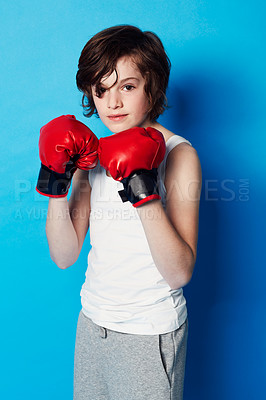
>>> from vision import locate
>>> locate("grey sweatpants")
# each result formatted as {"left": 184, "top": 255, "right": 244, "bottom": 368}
{"left": 73, "top": 310, "right": 188, "bottom": 400}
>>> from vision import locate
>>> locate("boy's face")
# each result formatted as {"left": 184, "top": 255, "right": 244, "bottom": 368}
{"left": 91, "top": 56, "right": 151, "bottom": 133}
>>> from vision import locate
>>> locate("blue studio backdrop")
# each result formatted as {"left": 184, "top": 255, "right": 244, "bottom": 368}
{"left": 1, "top": 1, "right": 265, "bottom": 399}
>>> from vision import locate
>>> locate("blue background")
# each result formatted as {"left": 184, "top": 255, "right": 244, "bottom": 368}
{"left": 1, "top": 1, "right": 265, "bottom": 398}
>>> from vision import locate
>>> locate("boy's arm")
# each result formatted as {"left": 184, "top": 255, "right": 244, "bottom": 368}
{"left": 45, "top": 169, "right": 91, "bottom": 269}
{"left": 137, "top": 143, "right": 202, "bottom": 289}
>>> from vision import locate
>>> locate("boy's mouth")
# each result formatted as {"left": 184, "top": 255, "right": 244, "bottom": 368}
{"left": 107, "top": 114, "right": 128, "bottom": 121}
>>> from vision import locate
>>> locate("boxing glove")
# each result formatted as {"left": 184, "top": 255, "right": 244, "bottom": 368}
{"left": 36, "top": 115, "right": 98, "bottom": 197}
{"left": 98, "top": 127, "right": 166, "bottom": 207}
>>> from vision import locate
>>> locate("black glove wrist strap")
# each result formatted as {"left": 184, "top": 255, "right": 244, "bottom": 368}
{"left": 118, "top": 168, "right": 159, "bottom": 206}
{"left": 36, "top": 162, "right": 76, "bottom": 196}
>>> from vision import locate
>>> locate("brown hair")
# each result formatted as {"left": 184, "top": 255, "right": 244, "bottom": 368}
{"left": 76, "top": 25, "right": 171, "bottom": 122}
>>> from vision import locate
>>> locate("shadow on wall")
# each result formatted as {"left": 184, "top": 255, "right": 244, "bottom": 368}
{"left": 162, "top": 62, "right": 253, "bottom": 399}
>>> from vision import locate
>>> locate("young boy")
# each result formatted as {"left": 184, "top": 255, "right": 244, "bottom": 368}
{"left": 36, "top": 25, "right": 202, "bottom": 400}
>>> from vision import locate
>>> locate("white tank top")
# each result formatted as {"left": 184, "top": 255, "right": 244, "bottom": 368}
{"left": 80, "top": 134, "right": 192, "bottom": 334}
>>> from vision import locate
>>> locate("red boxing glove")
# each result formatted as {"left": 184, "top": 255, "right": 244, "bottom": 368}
{"left": 36, "top": 115, "right": 98, "bottom": 197}
{"left": 98, "top": 127, "right": 166, "bottom": 207}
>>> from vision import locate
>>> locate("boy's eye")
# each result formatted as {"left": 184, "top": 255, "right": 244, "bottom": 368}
{"left": 95, "top": 86, "right": 106, "bottom": 97}
{"left": 123, "top": 85, "right": 135, "bottom": 91}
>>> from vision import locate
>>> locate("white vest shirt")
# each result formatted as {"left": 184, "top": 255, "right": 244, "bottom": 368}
{"left": 80, "top": 134, "right": 192, "bottom": 334}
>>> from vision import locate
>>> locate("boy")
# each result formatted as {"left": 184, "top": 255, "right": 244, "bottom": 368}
{"left": 37, "top": 25, "right": 202, "bottom": 400}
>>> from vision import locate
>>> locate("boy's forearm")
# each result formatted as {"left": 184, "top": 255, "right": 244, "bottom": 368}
{"left": 46, "top": 197, "right": 79, "bottom": 269}
{"left": 137, "top": 200, "right": 195, "bottom": 290}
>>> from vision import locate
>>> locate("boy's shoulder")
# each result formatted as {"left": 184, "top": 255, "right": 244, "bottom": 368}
{"left": 153, "top": 123, "right": 193, "bottom": 150}
{"left": 153, "top": 124, "right": 200, "bottom": 170}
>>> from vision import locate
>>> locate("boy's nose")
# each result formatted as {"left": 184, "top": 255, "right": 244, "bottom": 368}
{"left": 107, "top": 91, "right": 123, "bottom": 109}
